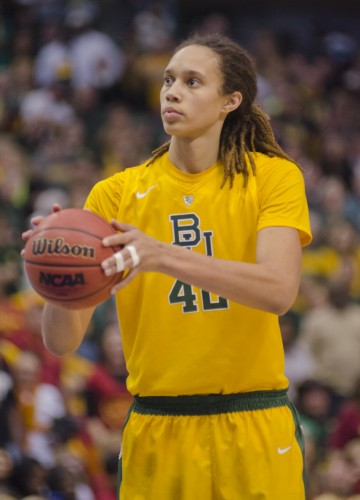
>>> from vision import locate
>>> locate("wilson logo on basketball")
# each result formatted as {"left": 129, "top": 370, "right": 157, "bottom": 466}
{"left": 39, "top": 272, "right": 85, "bottom": 287}
{"left": 32, "top": 238, "right": 96, "bottom": 259}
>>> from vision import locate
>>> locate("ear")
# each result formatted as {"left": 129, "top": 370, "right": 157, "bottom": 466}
{"left": 222, "top": 91, "right": 242, "bottom": 113}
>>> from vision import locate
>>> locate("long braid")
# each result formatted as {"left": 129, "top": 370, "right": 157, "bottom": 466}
{"left": 220, "top": 103, "right": 297, "bottom": 187}
{"left": 147, "top": 141, "right": 170, "bottom": 163}
{"left": 147, "top": 34, "right": 298, "bottom": 187}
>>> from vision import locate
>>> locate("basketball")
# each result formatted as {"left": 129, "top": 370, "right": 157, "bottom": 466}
{"left": 23, "top": 208, "right": 123, "bottom": 309}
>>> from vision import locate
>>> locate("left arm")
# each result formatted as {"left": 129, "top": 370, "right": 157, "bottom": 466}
{"left": 102, "top": 222, "right": 302, "bottom": 315}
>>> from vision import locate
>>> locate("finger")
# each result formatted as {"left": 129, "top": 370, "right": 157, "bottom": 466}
{"left": 102, "top": 252, "right": 124, "bottom": 275}
{"left": 102, "top": 250, "right": 130, "bottom": 275}
{"left": 110, "top": 220, "right": 137, "bottom": 232}
{"left": 22, "top": 229, "right": 33, "bottom": 240}
{"left": 102, "top": 244, "right": 140, "bottom": 276}
{"left": 111, "top": 268, "right": 138, "bottom": 293}
{"left": 114, "top": 251, "right": 125, "bottom": 273}
{"left": 102, "top": 229, "right": 138, "bottom": 248}
{"left": 30, "top": 215, "right": 44, "bottom": 226}
{"left": 102, "top": 234, "right": 124, "bottom": 247}
{"left": 52, "top": 204, "right": 62, "bottom": 212}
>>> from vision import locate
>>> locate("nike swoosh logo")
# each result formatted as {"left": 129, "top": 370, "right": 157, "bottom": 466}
{"left": 277, "top": 446, "right": 291, "bottom": 455}
{"left": 135, "top": 185, "right": 158, "bottom": 199}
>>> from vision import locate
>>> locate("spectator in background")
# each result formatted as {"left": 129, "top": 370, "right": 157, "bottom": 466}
{"left": 6, "top": 290, "right": 62, "bottom": 387}
{"left": 49, "top": 416, "right": 115, "bottom": 500}
{"left": 67, "top": 156, "right": 104, "bottom": 209}
{"left": 296, "top": 274, "right": 330, "bottom": 314}
{"left": 0, "top": 210, "right": 22, "bottom": 297}
{"left": 295, "top": 379, "right": 335, "bottom": 455}
{"left": 345, "top": 438, "right": 360, "bottom": 494}
{"left": 121, "top": 1, "right": 177, "bottom": 114}
{"left": 193, "top": 12, "right": 232, "bottom": 38}
{"left": 95, "top": 104, "right": 154, "bottom": 175}
{"left": 28, "top": 187, "right": 70, "bottom": 221}
{"left": 65, "top": 4, "right": 125, "bottom": 98}
{"left": 304, "top": 176, "right": 360, "bottom": 251}
{"left": 302, "top": 218, "right": 360, "bottom": 302}
{"left": 0, "top": 356, "right": 23, "bottom": 462}
{"left": 8, "top": 455, "right": 48, "bottom": 499}
{"left": 312, "top": 449, "right": 360, "bottom": 499}
{"left": 346, "top": 161, "right": 360, "bottom": 232}
{"left": 329, "top": 379, "right": 360, "bottom": 451}
{"left": 132, "top": 1, "right": 176, "bottom": 54}
{"left": 19, "top": 66, "right": 76, "bottom": 146}
{"left": 319, "top": 132, "right": 353, "bottom": 189}
{"left": 0, "top": 69, "right": 18, "bottom": 132}
{"left": 279, "top": 310, "right": 315, "bottom": 401}
{"left": 34, "top": 21, "right": 70, "bottom": 89}
{"left": 125, "top": 25, "right": 175, "bottom": 113}
{"left": 316, "top": 176, "right": 349, "bottom": 225}
{"left": 11, "top": 350, "right": 66, "bottom": 467}
{"left": 0, "top": 136, "right": 29, "bottom": 231}
{"left": 29, "top": 125, "right": 97, "bottom": 191}
{"left": 299, "top": 280, "right": 360, "bottom": 401}
{"left": 85, "top": 321, "right": 132, "bottom": 455}
{"left": 46, "top": 463, "right": 95, "bottom": 500}
{"left": 0, "top": 447, "right": 17, "bottom": 498}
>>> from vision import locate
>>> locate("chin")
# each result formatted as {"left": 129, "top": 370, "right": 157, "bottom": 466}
{"left": 163, "top": 122, "right": 181, "bottom": 135}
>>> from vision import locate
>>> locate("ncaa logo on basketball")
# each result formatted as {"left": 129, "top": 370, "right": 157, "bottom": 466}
{"left": 39, "top": 272, "right": 85, "bottom": 287}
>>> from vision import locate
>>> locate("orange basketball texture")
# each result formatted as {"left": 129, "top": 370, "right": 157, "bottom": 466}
{"left": 23, "top": 209, "right": 123, "bottom": 309}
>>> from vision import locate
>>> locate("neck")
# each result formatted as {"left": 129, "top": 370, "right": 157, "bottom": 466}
{"left": 168, "top": 135, "right": 220, "bottom": 174}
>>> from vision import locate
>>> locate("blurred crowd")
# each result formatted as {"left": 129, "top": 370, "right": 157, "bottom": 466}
{"left": 0, "top": 0, "right": 360, "bottom": 498}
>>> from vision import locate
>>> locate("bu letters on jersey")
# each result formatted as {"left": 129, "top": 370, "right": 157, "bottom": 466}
{"left": 168, "top": 213, "right": 229, "bottom": 313}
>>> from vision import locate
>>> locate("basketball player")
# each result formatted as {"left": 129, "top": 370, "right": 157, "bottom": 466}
{"left": 23, "top": 34, "right": 312, "bottom": 498}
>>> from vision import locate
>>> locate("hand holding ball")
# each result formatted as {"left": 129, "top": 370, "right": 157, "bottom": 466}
{"left": 23, "top": 209, "right": 123, "bottom": 309}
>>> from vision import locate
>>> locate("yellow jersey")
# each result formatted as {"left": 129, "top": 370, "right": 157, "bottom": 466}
{"left": 84, "top": 152, "right": 312, "bottom": 397}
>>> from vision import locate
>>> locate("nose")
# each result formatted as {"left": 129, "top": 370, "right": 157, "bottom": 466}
{"left": 165, "top": 80, "right": 182, "bottom": 102}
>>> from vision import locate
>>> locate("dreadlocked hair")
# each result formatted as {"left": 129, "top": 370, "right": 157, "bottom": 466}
{"left": 147, "top": 33, "right": 297, "bottom": 187}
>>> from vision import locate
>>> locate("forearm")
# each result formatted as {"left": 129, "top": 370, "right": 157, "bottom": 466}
{"left": 158, "top": 228, "right": 302, "bottom": 315}
{"left": 42, "top": 302, "right": 94, "bottom": 355}
{"left": 160, "top": 248, "right": 292, "bottom": 314}
{"left": 104, "top": 223, "right": 302, "bottom": 315}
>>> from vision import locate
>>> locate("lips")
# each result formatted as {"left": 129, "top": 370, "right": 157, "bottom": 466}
{"left": 163, "top": 107, "right": 182, "bottom": 118}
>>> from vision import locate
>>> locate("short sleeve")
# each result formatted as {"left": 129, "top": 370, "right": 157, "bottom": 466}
{"left": 83, "top": 173, "right": 125, "bottom": 223}
{"left": 256, "top": 158, "right": 312, "bottom": 247}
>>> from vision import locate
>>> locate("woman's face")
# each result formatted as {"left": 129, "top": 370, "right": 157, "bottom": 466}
{"left": 160, "top": 44, "right": 233, "bottom": 140}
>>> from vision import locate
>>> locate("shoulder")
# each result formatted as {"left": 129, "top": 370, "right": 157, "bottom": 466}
{"left": 92, "top": 160, "right": 150, "bottom": 193}
{"left": 251, "top": 153, "right": 312, "bottom": 246}
{"left": 252, "top": 153, "right": 304, "bottom": 185}
{"left": 250, "top": 152, "right": 306, "bottom": 201}
{"left": 84, "top": 158, "right": 159, "bottom": 217}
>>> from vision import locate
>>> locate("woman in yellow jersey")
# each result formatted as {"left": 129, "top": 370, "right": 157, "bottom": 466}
{"left": 23, "top": 34, "right": 312, "bottom": 499}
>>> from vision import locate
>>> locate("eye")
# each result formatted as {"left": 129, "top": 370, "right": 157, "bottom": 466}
{"left": 187, "top": 78, "right": 200, "bottom": 87}
{"left": 163, "top": 76, "right": 173, "bottom": 86}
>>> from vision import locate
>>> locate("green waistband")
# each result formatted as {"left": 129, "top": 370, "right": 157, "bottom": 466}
{"left": 132, "top": 389, "right": 289, "bottom": 416}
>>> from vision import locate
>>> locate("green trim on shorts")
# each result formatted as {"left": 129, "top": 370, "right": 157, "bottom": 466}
{"left": 117, "top": 405, "right": 133, "bottom": 498}
{"left": 131, "top": 389, "right": 289, "bottom": 416}
{"left": 287, "top": 400, "right": 308, "bottom": 500}
{"left": 117, "top": 454, "right": 122, "bottom": 499}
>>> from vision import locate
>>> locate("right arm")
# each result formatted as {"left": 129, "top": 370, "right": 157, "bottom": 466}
{"left": 42, "top": 303, "right": 95, "bottom": 356}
